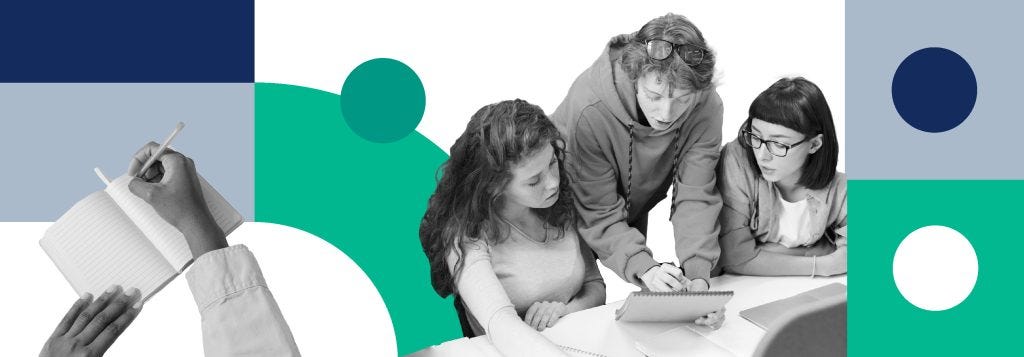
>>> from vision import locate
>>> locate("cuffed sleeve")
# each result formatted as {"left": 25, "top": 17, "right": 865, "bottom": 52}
{"left": 186, "top": 245, "right": 300, "bottom": 357}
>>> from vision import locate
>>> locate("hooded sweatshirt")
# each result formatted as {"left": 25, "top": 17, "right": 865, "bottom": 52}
{"left": 550, "top": 34, "right": 724, "bottom": 285}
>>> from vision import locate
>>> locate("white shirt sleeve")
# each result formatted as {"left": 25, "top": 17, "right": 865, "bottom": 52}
{"left": 185, "top": 244, "right": 301, "bottom": 357}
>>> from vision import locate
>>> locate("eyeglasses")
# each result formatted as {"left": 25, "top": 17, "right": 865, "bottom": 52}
{"left": 741, "top": 130, "right": 811, "bottom": 157}
{"left": 646, "top": 39, "right": 707, "bottom": 66}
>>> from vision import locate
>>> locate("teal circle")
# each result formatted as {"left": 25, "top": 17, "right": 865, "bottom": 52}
{"left": 341, "top": 58, "right": 426, "bottom": 143}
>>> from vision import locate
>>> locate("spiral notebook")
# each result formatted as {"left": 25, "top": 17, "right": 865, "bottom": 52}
{"left": 559, "top": 345, "right": 607, "bottom": 357}
{"left": 615, "top": 290, "right": 734, "bottom": 322}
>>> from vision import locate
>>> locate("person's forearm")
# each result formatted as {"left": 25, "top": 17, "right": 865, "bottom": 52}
{"left": 580, "top": 221, "right": 658, "bottom": 286}
{"left": 726, "top": 250, "right": 817, "bottom": 276}
{"left": 565, "top": 281, "right": 606, "bottom": 314}
{"left": 487, "top": 307, "right": 569, "bottom": 357}
{"left": 825, "top": 245, "right": 847, "bottom": 275}
{"left": 180, "top": 211, "right": 228, "bottom": 258}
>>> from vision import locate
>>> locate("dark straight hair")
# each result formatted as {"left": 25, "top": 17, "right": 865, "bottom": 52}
{"left": 740, "top": 77, "right": 838, "bottom": 189}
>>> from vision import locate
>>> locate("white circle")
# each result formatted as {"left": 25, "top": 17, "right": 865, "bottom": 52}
{"left": 892, "top": 225, "right": 978, "bottom": 311}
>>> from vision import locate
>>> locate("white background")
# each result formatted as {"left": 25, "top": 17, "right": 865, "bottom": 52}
{"left": 256, "top": 0, "right": 844, "bottom": 301}
{"left": 1, "top": 1, "right": 843, "bottom": 355}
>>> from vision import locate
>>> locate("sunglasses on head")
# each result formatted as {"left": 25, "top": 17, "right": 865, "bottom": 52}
{"left": 645, "top": 39, "right": 707, "bottom": 66}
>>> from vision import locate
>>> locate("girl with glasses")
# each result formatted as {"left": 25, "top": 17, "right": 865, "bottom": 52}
{"left": 420, "top": 100, "right": 605, "bottom": 356}
{"left": 717, "top": 77, "right": 847, "bottom": 277}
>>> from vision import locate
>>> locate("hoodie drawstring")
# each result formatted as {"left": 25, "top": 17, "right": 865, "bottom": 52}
{"left": 624, "top": 120, "right": 685, "bottom": 220}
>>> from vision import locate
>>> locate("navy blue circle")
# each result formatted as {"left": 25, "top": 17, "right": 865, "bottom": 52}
{"left": 892, "top": 47, "right": 976, "bottom": 133}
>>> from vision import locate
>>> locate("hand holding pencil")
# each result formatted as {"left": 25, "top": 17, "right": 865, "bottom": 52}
{"left": 126, "top": 127, "right": 228, "bottom": 258}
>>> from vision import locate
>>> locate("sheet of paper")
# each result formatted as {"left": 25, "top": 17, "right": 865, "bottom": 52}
{"left": 106, "top": 175, "right": 193, "bottom": 271}
{"left": 40, "top": 190, "right": 177, "bottom": 300}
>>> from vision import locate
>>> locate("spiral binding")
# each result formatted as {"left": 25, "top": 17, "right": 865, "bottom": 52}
{"left": 559, "top": 345, "right": 608, "bottom": 357}
{"left": 630, "top": 290, "right": 734, "bottom": 298}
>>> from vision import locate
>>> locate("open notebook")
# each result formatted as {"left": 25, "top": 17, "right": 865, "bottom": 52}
{"left": 40, "top": 174, "right": 244, "bottom": 302}
{"left": 615, "top": 290, "right": 733, "bottom": 323}
{"left": 739, "top": 282, "right": 847, "bottom": 330}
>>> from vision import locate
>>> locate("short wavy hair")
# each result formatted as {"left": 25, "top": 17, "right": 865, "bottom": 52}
{"left": 620, "top": 13, "right": 715, "bottom": 91}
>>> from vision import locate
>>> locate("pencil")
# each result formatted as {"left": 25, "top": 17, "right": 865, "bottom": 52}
{"left": 135, "top": 122, "right": 185, "bottom": 179}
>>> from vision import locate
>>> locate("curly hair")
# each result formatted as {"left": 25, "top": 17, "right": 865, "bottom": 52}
{"left": 419, "top": 99, "right": 579, "bottom": 297}
{"left": 619, "top": 13, "right": 715, "bottom": 91}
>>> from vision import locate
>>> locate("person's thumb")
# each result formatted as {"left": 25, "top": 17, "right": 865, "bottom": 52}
{"left": 129, "top": 178, "right": 160, "bottom": 203}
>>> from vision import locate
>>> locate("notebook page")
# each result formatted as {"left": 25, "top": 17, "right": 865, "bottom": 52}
{"left": 40, "top": 190, "right": 178, "bottom": 300}
{"left": 106, "top": 174, "right": 245, "bottom": 272}
{"left": 615, "top": 291, "right": 733, "bottom": 322}
{"left": 195, "top": 174, "right": 245, "bottom": 237}
{"left": 105, "top": 175, "right": 193, "bottom": 272}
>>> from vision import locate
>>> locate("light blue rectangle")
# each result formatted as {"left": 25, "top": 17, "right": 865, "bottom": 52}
{"left": 0, "top": 83, "right": 254, "bottom": 221}
{"left": 848, "top": 0, "right": 1024, "bottom": 179}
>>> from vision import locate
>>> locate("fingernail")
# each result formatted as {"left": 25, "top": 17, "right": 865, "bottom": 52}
{"left": 106, "top": 285, "right": 120, "bottom": 294}
{"left": 132, "top": 301, "right": 144, "bottom": 310}
{"left": 81, "top": 292, "right": 93, "bottom": 300}
{"left": 124, "top": 288, "right": 140, "bottom": 298}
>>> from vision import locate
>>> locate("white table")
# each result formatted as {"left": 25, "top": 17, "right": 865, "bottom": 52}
{"left": 408, "top": 274, "right": 847, "bottom": 357}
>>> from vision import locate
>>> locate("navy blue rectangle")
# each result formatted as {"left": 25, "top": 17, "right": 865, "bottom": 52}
{"left": 0, "top": 1, "right": 253, "bottom": 82}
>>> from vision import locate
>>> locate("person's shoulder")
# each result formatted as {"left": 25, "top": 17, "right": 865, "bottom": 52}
{"left": 829, "top": 171, "right": 848, "bottom": 199}
{"left": 686, "top": 87, "right": 725, "bottom": 131}
{"left": 718, "top": 139, "right": 759, "bottom": 192}
{"left": 720, "top": 139, "right": 749, "bottom": 166}
{"left": 698, "top": 88, "right": 724, "bottom": 114}
{"left": 446, "top": 236, "right": 492, "bottom": 268}
{"left": 552, "top": 85, "right": 604, "bottom": 135}
{"left": 703, "top": 87, "right": 724, "bottom": 107}
{"left": 460, "top": 235, "right": 491, "bottom": 251}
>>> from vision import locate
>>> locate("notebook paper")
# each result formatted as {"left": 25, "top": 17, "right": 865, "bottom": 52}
{"left": 41, "top": 172, "right": 245, "bottom": 302}
{"left": 106, "top": 175, "right": 193, "bottom": 271}
{"left": 40, "top": 190, "right": 178, "bottom": 300}
{"left": 615, "top": 291, "right": 733, "bottom": 323}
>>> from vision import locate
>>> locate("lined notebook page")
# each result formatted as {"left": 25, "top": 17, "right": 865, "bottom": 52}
{"left": 194, "top": 174, "right": 245, "bottom": 237}
{"left": 106, "top": 175, "right": 193, "bottom": 271}
{"left": 105, "top": 174, "right": 245, "bottom": 272}
{"left": 40, "top": 190, "right": 177, "bottom": 300}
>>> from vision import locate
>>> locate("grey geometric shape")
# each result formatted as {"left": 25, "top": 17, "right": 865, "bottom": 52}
{"left": 0, "top": 83, "right": 254, "bottom": 221}
{"left": 849, "top": 0, "right": 1024, "bottom": 179}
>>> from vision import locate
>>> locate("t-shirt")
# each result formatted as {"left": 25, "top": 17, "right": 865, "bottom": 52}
{"left": 774, "top": 194, "right": 814, "bottom": 248}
